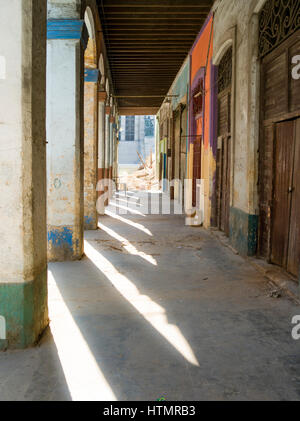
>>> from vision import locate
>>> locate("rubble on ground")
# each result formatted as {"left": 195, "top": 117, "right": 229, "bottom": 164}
{"left": 119, "top": 152, "right": 159, "bottom": 191}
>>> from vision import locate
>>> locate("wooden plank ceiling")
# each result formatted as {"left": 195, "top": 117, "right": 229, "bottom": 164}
{"left": 97, "top": 0, "right": 213, "bottom": 112}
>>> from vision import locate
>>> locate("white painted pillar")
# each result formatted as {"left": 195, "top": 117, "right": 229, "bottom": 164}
{"left": 104, "top": 107, "right": 111, "bottom": 205}
{"left": 84, "top": 68, "right": 99, "bottom": 230}
{"left": 97, "top": 91, "right": 107, "bottom": 215}
{"left": 46, "top": 8, "right": 88, "bottom": 261}
{"left": 109, "top": 118, "right": 114, "bottom": 198}
{"left": 105, "top": 107, "right": 111, "bottom": 173}
{"left": 110, "top": 119, "right": 114, "bottom": 170}
{"left": 113, "top": 128, "right": 118, "bottom": 180}
{"left": 0, "top": 0, "right": 48, "bottom": 349}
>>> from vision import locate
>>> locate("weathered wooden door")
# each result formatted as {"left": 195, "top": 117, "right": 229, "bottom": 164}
{"left": 216, "top": 47, "right": 232, "bottom": 236}
{"left": 159, "top": 152, "right": 163, "bottom": 182}
{"left": 180, "top": 105, "right": 187, "bottom": 206}
{"left": 216, "top": 132, "right": 231, "bottom": 235}
{"left": 192, "top": 136, "right": 201, "bottom": 208}
{"left": 172, "top": 109, "right": 180, "bottom": 200}
{"left": 258, "top": 17, "right": 300, "bottom": 275}
{"left": 288, "top": 119, "right": 300, "bottom": 276}
{"left": 271, "top": 118, "right": 300, "bottom": 276}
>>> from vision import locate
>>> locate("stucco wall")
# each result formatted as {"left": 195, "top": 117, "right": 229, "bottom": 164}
{"left": 213, "top": 0, "right": 265, "bottom": 254}
{"left": 213, "top": 0, "right": 263, "bottom": 215}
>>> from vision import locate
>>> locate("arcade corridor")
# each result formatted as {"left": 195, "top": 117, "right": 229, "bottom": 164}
{"left": 0, "top": 192, "right": 299, "bottom": 401}
{"left": 0, "top": 0, "right": 300, "bottom": 403}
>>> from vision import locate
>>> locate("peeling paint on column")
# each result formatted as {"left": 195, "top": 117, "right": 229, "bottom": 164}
{"left": 47, "top": 226, "right": 81, "bottom": 261}
{"left": 46, "top": 14, "right": 86, "bottom": 261}
{"left": 84, "top": 79, "right": 98, "bottom": 230}
{"left": 0, "top": 1, "right": 48, "bottom": 349}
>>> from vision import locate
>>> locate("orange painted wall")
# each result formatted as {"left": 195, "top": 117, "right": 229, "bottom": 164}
{"left": 190, "top": 14, "right": 213, "bottom": 151}
{"left": 188, "top": 14, "right": 216, "bottom": 228}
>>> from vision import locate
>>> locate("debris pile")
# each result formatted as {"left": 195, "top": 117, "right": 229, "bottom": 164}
{"left": 119, "top": 152, "right": 158, "bottom": 191}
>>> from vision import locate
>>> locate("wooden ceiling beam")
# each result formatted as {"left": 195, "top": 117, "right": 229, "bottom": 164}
{"left": 97, "top": 0, "right": 213, "bottom": 108}
{"left": 118, "top": 107, "right": 159, "bottom": 116}
{"left": 101, "top": 0, "right": 212, "bottom": 7}
{"left": 104, "top": 18, "right": 207, "bottom": 24}
{"left": 105, "top": 9, "right": 210, "bottom": 15}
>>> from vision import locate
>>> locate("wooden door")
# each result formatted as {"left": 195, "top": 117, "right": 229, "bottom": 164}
{"left": 258, "top": 28, "right": 300, "bottom": 273}
{"left": 287, "top": 118, "right": 300, "bottom": 276}
{"left": 271, "top": 118, "right": 300, "bottom": 277}
{"left": 192, "top": 136, "right": 201, "bottom": 208}
{"left": 216, "top": 89, "right": 231, "bottom": 235}
{"left": 180, "top": 106, "right": 187, "bottom": 206}
{"left": 216, "top": 46, "right": 232, "bottom": 236}
{"left": 159, "top": 152, "right": 163, "bottom": 182}
{"left": 271, "top": 120, "right": 295, "bottom": 267}
{"left": 221, "top": 136, "right": 231, "bottom": 234}
{"left": 172, "top": 110, "right": 180, "bottom": 200}
{"left": 174, "top": 111, "right": 180, "bottom": 182}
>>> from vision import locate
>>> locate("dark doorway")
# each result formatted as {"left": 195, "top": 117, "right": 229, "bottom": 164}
{"left": 216, "top": 47, "right": 232, "bottom": 236}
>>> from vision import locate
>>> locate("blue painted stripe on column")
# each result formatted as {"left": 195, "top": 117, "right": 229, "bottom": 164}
{"left": 84, "top": 69, "right": 99, "bottom": 83}
{"left": 47, "top": 19, "right": 88, "bottom": 49}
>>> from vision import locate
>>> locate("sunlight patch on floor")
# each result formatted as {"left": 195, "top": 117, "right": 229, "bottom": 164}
{"left": 115, "top": 192, "right": 140, "bottom": 202}
{"left": 48, "top": 271, "right": 117, "bottom": 401}
{"left": 105, "top": 209, "right": 152, "bottom": 236}
{"left": 98, "top": 221, "right": 157, "bottom": 265}
{"left": 109, "top": 201, "right": 146, "bottom": 216}
{"left": 84, "top": 240, "right": 199, "bottom": 367}
{"left": 113, "top": 197, "right": 142, "bottom": 207}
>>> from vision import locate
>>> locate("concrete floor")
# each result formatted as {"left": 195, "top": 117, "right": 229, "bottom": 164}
{"left": 0, "top": 191, "right": 299, "bottom": 401}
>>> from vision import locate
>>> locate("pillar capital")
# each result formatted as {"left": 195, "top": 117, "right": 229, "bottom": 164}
{"left": 47, "top": 19, "right": 88, "bottom": 50}
{"left": 105, "top": 106, "right": 111, "bottom": 115}
{"left": 110, "top": 115, "right": 115, "bottom": 124}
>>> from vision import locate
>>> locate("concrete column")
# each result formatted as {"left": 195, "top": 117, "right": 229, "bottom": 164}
{"left": 97, "top": 91, "right": 107, "bottom": 215}
{"left": 104, "top": 106, "right": 111, "bottom": 205}
{"left": 83, "top": 69, "right": 99, "bottom": 230}
{"left": 0, "top": 0, "right": 48, "bottom": 349}
{"left": 113, "top": 129, "right": 119, "bottom": 180}
{"left": 109, "top": 116, "right": 114, "bottom": 179}
{"left": 109, "top": 117, "right": 114, "bottom": 198}
{"left": 46, "top": 11, "right": 88, "bottom": 261}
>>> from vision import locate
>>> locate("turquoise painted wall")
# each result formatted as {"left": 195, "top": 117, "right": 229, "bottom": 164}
{"left": 171, "top": 58, "right": 190, "bottom": 178}
{"left": 171, "top": 59, "right": 190, "bottom": 111}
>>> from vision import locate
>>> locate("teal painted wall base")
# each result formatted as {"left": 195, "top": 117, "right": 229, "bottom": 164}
{"left": 229, "top": 207, "right": 258, "bottom": 257}
{"left": 0, "top": 269, "right": 48, "bottom": 350}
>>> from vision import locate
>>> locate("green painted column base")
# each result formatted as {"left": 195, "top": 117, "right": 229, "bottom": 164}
{"left": 229, "top": 207, "right": 258, "bottom": 257}
{"left": 0, "top": 268, "right": 48, "bottom": 350}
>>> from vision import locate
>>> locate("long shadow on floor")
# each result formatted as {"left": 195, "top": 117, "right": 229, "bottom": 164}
{"left": 50, "top": 252, "right": 201, "bottom": 401}
{"left": 48, "top": 191, "right": 300, "bottom": 401}
{"left": 50, "top": 211, "right": 300, "bottom": 401}
{"left": 0, "top": 327, "right": 71, "bottom": 401}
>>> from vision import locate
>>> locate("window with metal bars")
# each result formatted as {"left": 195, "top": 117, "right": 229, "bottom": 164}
{"left": 259, "top": 0, "right": 300, "bottom": 58}
{"left": 125, "top": 116, "right": 135, "bottom": 141}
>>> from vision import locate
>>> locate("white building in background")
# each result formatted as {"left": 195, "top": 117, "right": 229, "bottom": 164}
{"left": 118, "top": 115, "right": 155, "bottom": 170}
